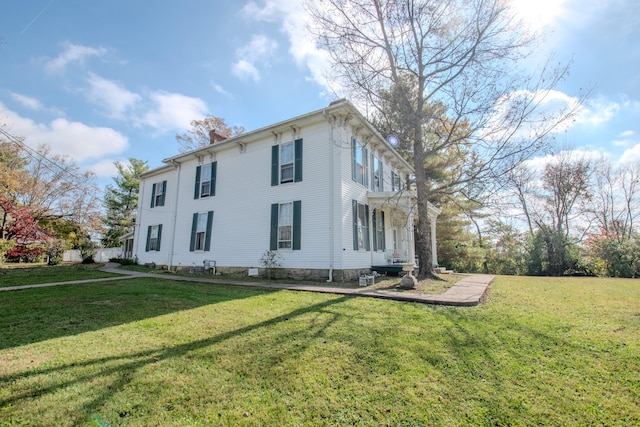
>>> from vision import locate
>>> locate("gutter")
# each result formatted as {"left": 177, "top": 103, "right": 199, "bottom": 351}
{"left": 167, "top": 160, "right": 181, "bottom": 270}
{"left": 326, "top": 109, "right": 335, "bottom": 282}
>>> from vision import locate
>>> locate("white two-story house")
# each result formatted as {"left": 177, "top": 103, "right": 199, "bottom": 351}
{"left": 134, "top": 99, "right": 439, "bottom": 281}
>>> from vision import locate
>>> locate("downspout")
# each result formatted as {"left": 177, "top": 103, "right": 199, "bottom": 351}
{"left": 326, "top": 111, "right": 335, "bottom": 282}
{"left": 168, "top": 160, "right": 181, "bottom": 270}
{"left": 133, "top": 179, "right": 145, "bottom": 261}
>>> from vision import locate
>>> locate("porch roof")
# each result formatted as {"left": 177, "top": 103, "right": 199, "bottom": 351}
{"left": 366, "top": 191, "right": 440, "bottom": 220}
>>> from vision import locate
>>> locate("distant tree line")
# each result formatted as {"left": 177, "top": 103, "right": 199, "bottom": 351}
{"left": 435, "top": 151, "right": 640, "bottom": 277}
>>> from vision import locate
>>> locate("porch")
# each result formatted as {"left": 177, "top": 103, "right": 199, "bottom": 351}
{"left": 367, "top": 190, "right": 440, "bottom": 274}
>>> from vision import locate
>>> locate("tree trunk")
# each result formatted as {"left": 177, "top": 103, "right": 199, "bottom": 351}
{"left": 412, "top": 123, "right": 437, "bottom": 280}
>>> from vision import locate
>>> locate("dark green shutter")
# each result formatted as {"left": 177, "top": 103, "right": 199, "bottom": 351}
{"left": 189, "top": 213, "right": 198, "bottom": 251}
{"left": 161, "top": 180, "right": 167, "bottom": 206}
{"left": 150, "top": 183, "right": 156, "bottom": 208}
{"left": 364, "top": 148, "right": 369, "bottom": 188}
{"left": 204, "top": 211, "right": 214, "bottom": 251}
{"left": 380, "top": 210, "right": 386, "bottom": 250}
{"left": 371, "top": 153, "right": 375, "bottom": 191}
{"left": 372, "top": 210, "right": 377, "bottom": 251}
{"left": 352, "top": 199, "right": 358, "bottom": 250}
{"left": 145, "top": 225, "right": 152, "bottom": 252}
{"left": 194, "top": 166, "right": 201, "bottom": 199}
{"left": 270, "top": 203, "right": 279, "bottom": 250}
{"left": 351, "top": 138, "right": 357, "bottom": 182}
{"left": 379, "top": 163, "right": 384, "bottom": 191}
{"left": 210, "top": 162, "right": 217, "bottom": 196}
{"left": 156, "top": 224, "right": 163, "bottom": 251}
{"left": 364, "top": 204, "right": 370, "bottom": 251}
{"left": 293, "top": 200, "right": 301, "bottom": 250}
{"left": 271, "top": 145, "right": 279, "bottom": 186}
{"left": 294, "top": 138, "right": 303, "bottom": 182}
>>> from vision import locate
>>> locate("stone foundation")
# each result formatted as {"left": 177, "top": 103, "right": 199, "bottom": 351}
{"left": 172, "top": 265, "right": 373, "bottom": 282}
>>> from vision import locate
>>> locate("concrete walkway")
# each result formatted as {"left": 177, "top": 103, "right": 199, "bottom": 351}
{"left": 1, "top": 263, "right": 494, "bottom": 307}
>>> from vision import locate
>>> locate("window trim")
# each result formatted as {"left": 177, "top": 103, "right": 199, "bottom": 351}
{"left": 371, "top": 154, "right": 383, "bottom": 192}
{"left": 150, "top": 180, "right": 167, "bottom": 208}
{"left": 145, "top": 224, "right": 162, "bottom": 252}
{"left": 270, "top": 201, "right": 301, "bottom": 250}
{"left": 190, "top": 211, "right": 214, "bottom": 252}
{"left": 271, "top": 139, "right": 303, "bottom": 186}
{"left": 351, "top": 137, "right": 369, "bottom": 187}
{"left": 352, "top": 200, "right": 370, "bottom": 251}
{"left": 372, "top": 209, "right": 386, "bottom": 252}
{"left": 391, "top": 171, "right": 402, "bottom": 191}
{"left": 194, "top": 162, "right": 217, "bottom": 199}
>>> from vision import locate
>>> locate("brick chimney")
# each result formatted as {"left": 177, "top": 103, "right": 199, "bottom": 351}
{"left": 209, "top": 129, "right": 228, "bottom": 145}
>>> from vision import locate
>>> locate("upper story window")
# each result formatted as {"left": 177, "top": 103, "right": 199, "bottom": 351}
{"left": 272, "top": 139, "right": 303, "bottom": 186}
{"left": 150, "top": 181, "right": 167, "bottom": 208}
{"left": 280, "top": 142, "right": 294, "bottom": 183}
{"left": 194, "top": 162, "right": 217, "bottom": 199}
{"left": 371, "top": 155, "right": 383, "bottom": 192}
{"left": 391, "top": 171, "right": 402, "bottom": 191}
{"left": 351, "top": 137, "right": 369, "bottom": 187}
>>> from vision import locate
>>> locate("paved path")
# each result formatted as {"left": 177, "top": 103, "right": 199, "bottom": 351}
{"left": 1, "top": 263, "right": 494, "bottom": 306}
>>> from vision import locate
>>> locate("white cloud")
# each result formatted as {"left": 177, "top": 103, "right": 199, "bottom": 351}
{"left": 483, "top": 89, "right": 584, "bottom": 142}
{"left": 232, "top": 34, "right": 278, "bottom": 82}
{"left": 613, "top": 130, "right": 636, "bottom": 147}
{"left": 211, "top": 82, "right": 232, "bottom": 98}
{"left": 620, "top": 144, "right": 640, "bottom": 164}
{"left": 241, "top": 1, "right": 334, "bottom": 92}
{"left": 233, "top": 59, "right": 261, "bottom": 82}
{"left": 10, "top": 93, "right": 44, "bottom": 111}
{"left": 87, "top": 158, "right": 119, "bottom": 178}
{"left": 45, "top": 42, "right": 107, "bottom": 73}
{"left": 577, "top": 97, "right": 620, "bottom": 126}
{"left": 141, "top": 91, "right": 208, "bottom": 131}
{"left": 0, "top": 102, "right": 128, "bottom": 162}
{"left": 85, "top": 72, "right": 141, "bottom": 119}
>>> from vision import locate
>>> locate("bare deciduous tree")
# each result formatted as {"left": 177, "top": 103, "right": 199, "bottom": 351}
{"left": 590, "top": 159, "right": 640, "bottom": 241}
{"left": 176, "top": 115, "right": 245, "bottom": 153}
{"left": 307, "top": 0, "right": 584, "bottom": 278}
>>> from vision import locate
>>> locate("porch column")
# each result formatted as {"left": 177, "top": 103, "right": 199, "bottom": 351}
{"left": 430, "top": 215, "right": 438, "bottom": 267}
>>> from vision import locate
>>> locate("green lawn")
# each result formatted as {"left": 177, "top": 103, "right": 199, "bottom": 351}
{"left": 0, "top": 273, "right": 638, "bottom": 426}
{"left": 0, "top": 263, "right": 118, "bottom": 287}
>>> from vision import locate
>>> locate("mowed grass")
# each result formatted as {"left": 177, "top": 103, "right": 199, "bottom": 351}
{"left": 0, "top": 274, "right": 638, "bottom": 426}
{"left": 0, "top": 263, "right": 118, "bottom": 287}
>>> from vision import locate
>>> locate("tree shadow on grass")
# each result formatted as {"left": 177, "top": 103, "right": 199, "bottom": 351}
{"left": 0, "top": 277, "right": 272, "bottom": 351}
{"left": 0, "top": 292, "right": 351, "bottom": 426}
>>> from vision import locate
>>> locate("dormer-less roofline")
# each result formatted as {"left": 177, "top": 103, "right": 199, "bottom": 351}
{"left": 142, "top": 99, "right": 413, "bottom": 176}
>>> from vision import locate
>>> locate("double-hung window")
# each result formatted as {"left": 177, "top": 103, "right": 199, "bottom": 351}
{"left": 200, "top": 163, "right": 212, "bottom": 197}
{"left": 351, "top": 137, "right": 369, "bottom": 187}
{"left": 371, "top": 155, "right": 383, "bottom": 192}
{"left": 278, "top": 202, "right": 293, "bottom": 248}
{"left": 150, "top": 181, "right": 167, "bottom": 208}
{"left": 280, "top": 142, "right": 294, "bottom": 183}
{"left": 271, "top": 139, "right": 303, "bottom": 186}
{"left": 391, "top": 171, "right": 402, "bottom": 191}
{"left": 270, "top": 201, "right": 301, "bottom": 250}
{"left": 145, "top": 224, "right": 162, "bottom": 252}
{"left": 190, "top": 211, "right": 214, "bottom": 252}
{"left": 194, "top": 162, "right": 217, "bottom": 199}
{"left": 352, "top": 200, "right": 370, "bottom": 251}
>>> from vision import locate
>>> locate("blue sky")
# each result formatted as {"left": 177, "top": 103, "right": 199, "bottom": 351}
{"left": 1, "top": 0, "right": 639, "bottom": 189}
